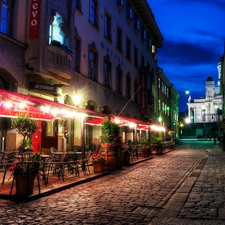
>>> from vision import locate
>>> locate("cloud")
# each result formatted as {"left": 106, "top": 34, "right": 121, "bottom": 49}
{"left": 158, "top": 39, "right": 219, "bottom": 66}
{"left": 163, "top": 0, "right": 225, "bottom": 9}
{"left": 149, "top": 0, "right": 224, "bottom": 112}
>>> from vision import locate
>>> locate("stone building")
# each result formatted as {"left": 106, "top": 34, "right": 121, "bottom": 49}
{"left": 0, "top": 0, "right": 178, "bottom": 151}
{"left": 186, "top": 74, "right": 222, "bottom": 137}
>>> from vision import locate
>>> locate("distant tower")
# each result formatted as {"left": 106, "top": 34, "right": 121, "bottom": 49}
{"left": 205, "top": 75, "right": 215, "bottom": 99}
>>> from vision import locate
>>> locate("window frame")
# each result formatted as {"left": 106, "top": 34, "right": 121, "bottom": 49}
{"left": 0, "top": 0, "right": 12, "bottom": 35}
{"left": 89, "top": 42, "right": 98, "bottom": 81}
{"left": 104, "top": 55, "right": 111, "bottom": 89}
{"left": 116, "top": 25, "right": 122, "bottom": 52}
{"left": 89, "top": 0, "right": 98, "bottom": 27}
{"left": 104, "top": 12, "right": 111, "bottom": 41}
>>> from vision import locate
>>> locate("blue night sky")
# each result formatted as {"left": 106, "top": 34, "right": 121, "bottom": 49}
{"left": 148, "top": 0, "right": 225, "bottom": 112}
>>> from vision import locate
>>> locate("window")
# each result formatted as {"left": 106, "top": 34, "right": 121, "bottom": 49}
{"left": 49, "top": 12, "right": 65, "bottom": 44}
{"left": 90, "top": 0, "right": 98, "bottom": 27}
{"left": 202, "top": 110, "right": 206, "bottom": 122}
{"left": 0, "top": 0, "right": 12, "bottom": 35}
{"left": 134, "top": 45, "right": 138, "bottom": 67}
{"left": 126, "top": 37, "right": 131, "bottom": 60}
{"left": 126, "top": 72, "right": 131, "bottom": 99}
{"left": 104, "top": 55, "right": 111, "bottom": 88}
{"left": 147, "top": 35, "right": 152, "bottom": 51}
{"left": 75, "top": 0, "right": 82, "bottom": 12}
{"left": 74, "top": 36, "right": 81, "bottom": 72}
{"left": 117, "top": 0, "right": 124, "bottom": 6}
{"left": 104, "top": 13, "right": 111, "bottom": 41}
{"left": 89, "top": 42, "right": 98, "bottom": 81}
{"left": 117, "top": 0, "right": 124, "bottom": 12}
{"left": 126, "top": 2, "right": 133, "bottom": 23}
{"left": 141, "top": 25, "right": 147, "bottom": 42}
{"left": 134, "top": 14, "right": 140, "bottom": 34}
{"left": 116, "top": 65, "right": 122, "bottom": 94}
{"left": 116, "top": 26, "right": 122, "bottom": 52}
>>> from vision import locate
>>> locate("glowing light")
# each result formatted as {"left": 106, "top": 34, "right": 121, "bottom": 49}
{"left": 4, "top": 101, "right": 12, "bottom": 108}
{"left": 73, "top": 92, "right": 81, "bottom": 105}
{"left": 129, "top": 122, "right": 136, "bottom": 128}
{"left": 114, "top": 119, "right": 120, "bottom": 124}
{"left": 18, "top": 102, "right": 26, "bottom": 109}
{"left": 150, "top": 125, "right": 166, "bottom": 131}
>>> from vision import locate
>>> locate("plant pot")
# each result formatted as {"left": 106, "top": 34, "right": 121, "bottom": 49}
{"left": 101, "top": 143, "right": 112, "bottom": 148}
{"left": 101, "top": 150, "right": 116, "bottom": 171}
{"left": 15, "top": 173, "right": 36, "bottom": 196}
{"left": 93, "top": 161, "right": 105, "bottom": 173}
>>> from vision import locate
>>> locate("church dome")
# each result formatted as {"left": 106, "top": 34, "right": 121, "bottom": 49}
{"left": 206, "top": 76, "right": 214, "bottom": 81}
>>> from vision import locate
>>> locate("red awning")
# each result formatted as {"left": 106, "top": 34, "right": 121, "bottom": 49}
{"left": 85, "top": 118, "right": 104, "bottom": 125}
{"left": 85, "top": 115, "right": 157, "bottom": 128}
{"left": 0, "top": 89, "right": 102, "bottom": 120}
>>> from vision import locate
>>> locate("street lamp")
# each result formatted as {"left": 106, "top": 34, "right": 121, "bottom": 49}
{"left": 73, "top": 91, "right": 81, "bottom": 106}
{"left": 185, "top": 89, "right": 190, "bottom": 95}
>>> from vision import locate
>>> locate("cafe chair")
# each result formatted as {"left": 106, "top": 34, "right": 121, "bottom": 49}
{"left": 50, "top": 152, "right": 67, "bottom": 181}
{"left": 77, "top": 150, "right": 92, "bottom": 174}
{"left": 50, "top": 147, "right": 57, "bottom": 154}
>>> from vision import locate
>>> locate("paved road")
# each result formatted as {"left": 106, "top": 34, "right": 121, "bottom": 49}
{"left": 1, "top": 141, "right": 225, "bottom": 225}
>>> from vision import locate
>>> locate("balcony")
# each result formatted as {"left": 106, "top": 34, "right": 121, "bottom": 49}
{"left": 44, "top": 43, "right": 73, "bottom": 80}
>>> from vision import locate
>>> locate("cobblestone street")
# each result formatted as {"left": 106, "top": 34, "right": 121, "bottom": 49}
{"left": 1, "top": 141, "right": 225, "bottom": 224}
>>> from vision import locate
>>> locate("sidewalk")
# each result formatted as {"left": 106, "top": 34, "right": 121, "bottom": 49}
{"left": 151, "top": 143, "right": 225, "bottom": 225}
{"left": 0, "top": 154, "right": 153, "bottom": 201}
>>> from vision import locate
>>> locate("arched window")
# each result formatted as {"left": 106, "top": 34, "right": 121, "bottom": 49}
{"left": 49, "top": 12, "right": 65, "bottom": 44}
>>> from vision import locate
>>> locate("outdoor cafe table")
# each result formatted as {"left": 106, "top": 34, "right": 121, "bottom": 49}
{"left": 39, "top": 154, "right": 51, "bottom": 185}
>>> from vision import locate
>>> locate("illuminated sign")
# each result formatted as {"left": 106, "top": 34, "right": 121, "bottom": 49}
{"left": 29, "top": 0, "right": 41, "bottom": 39}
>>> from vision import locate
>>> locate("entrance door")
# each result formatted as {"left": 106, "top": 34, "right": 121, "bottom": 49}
{"left": 32, "top": 120, "right": 41, "bottom": 152}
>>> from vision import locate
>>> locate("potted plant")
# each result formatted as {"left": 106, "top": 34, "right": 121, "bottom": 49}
{"left": 151, "top": 136, "right": 164, "bottom": 154}
{"left": 91, "top": 153, "right": 106, "bottom": 173}
{"left": 100, "top": 117, "right": 121, "bottom": 170}
{"left": 9, "top": 152, "right": 41, "bottom": 195}
{"left": 10, "top": 115, "right": 40, "bottom": 196}
{"left": 139, "top": 139, "right": 151, "bottom": 158}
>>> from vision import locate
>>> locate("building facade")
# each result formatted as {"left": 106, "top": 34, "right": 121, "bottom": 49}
{"left": 186, "top": 74, "right": 222, "bottom": 138}
{"left": 156, "top": 68, "right": 179, "bottom": 137}
{"left": 0, "top": 0, "right": 178, "bottom": 151}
